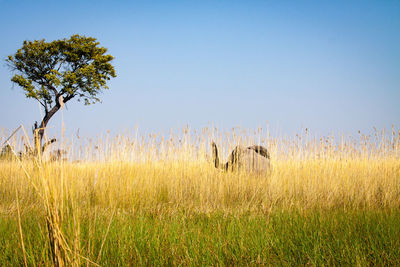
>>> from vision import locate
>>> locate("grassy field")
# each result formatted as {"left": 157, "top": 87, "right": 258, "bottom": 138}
{"left": 0, "top": 127, "right": 399, "bottom": 266}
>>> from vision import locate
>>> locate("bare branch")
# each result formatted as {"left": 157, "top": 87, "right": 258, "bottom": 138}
{"left": 42, "top": 138, "right": 57, "bottom": 153}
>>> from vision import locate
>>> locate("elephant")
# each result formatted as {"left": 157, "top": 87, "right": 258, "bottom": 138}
{"left": 211, "top": 142, "right": 271, "bottom": 174}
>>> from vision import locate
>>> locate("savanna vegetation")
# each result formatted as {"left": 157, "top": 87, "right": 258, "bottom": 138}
{"left": 6, "top": 35, "right": 116, "bottom": 152}
{"left": 0, "top": 127, "right": 399, "bottom": 266}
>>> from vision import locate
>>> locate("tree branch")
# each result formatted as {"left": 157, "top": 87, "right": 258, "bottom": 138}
{"left": 46, "top": 83, "right": 59, "bottom": 96}
{"left": 42, "top": 138, "right": 57, "bottom": 153}
{"left": 63, "top": 93, "right": 75, "bottom": 103}
{"left": 35, "top": 97, "right": 47, "bottom": 110}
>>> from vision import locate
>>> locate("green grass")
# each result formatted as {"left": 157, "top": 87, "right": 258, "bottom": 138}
{"left": 1, "top": 209, "right": 399, "bottom": 266}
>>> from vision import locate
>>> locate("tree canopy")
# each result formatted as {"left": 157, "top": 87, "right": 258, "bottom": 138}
{"left": 6, "top": 34, "right": 116, "bottom": 151}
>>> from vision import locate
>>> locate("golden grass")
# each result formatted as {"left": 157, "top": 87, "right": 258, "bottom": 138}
{"left": 1, "top": 127, "right": 399, "bottom": 213}
{"left": 1, "top": 127, "right": 399, "bottom": 265}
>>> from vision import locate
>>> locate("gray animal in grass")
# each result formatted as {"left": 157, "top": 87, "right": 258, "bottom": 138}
{"left": 211, "top": 142, "right": 271, "bottom": 173}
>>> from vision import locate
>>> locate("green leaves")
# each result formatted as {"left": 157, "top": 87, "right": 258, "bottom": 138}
{"left": 10, "top": 75, "right": 36, "bottom": 98}
{"left": 7, "top": 34, "right": 116, "bottom": 109}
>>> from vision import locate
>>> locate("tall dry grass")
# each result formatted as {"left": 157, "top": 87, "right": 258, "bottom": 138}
{"left": 0, "top": 126, "right": 399, "bottom": 265}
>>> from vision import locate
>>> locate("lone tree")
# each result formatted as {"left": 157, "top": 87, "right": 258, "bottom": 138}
{"left": 7, "top": 34, "right": 116, "bottom": 153}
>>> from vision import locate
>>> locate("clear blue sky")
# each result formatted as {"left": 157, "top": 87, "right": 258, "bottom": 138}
{"left": 1, "top": 0, "right": 399, "bottom": 138}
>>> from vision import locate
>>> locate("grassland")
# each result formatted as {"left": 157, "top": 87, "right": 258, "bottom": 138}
{"left": 0, "top": 127, "right": 399, "bottom": 266}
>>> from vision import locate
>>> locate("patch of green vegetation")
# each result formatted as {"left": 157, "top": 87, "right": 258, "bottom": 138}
{"left": 1, "top": 209, "right": 399, "bottom": 266}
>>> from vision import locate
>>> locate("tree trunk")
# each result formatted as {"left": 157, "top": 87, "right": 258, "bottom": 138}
{"left": 33, "top": 104, "right": 60, "bottom": 154}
